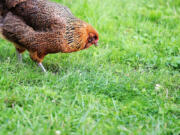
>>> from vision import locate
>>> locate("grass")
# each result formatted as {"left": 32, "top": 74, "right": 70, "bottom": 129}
{"left": 0, "top": 0, "right": 180, "bottom": 134}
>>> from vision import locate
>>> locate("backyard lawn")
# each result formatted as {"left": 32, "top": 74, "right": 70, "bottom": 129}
{"left": 0, "top": 0, "right": 179, "bottom": 134}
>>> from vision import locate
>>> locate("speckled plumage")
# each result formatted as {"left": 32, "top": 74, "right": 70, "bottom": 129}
{"left": 0, "top": 0, "right": 99, "bottom": 70}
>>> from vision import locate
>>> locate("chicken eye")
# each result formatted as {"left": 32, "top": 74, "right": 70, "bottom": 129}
{"left": 88, "top": 38, "right": 93, "bottom": 43}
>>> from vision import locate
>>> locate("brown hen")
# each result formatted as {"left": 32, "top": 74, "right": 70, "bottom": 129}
{"left": 0, "top": 0, "right": 99, "bottom": 72}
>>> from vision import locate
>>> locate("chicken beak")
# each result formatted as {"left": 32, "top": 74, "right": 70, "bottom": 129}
{"left": 94, "top": 40, "right": 98, "bottom": 47}
{"left": 94, "top": 42, "right": 98, "bottom": 47}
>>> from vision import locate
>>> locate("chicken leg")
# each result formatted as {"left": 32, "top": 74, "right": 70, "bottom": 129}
{"left": 29, "top": 51, "right": 46, "bottom": 72}
{"left": 16, "top": 49, "right": 22, "bottom": 63}
{"left": 38, "top": 63, "right": 46, "bottom": 72}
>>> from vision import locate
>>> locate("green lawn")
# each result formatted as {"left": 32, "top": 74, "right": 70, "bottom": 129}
{"left": 0, "top": 0, "right": 180, "bottom": 134}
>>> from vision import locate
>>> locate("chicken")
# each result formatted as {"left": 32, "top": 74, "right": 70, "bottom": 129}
{"left": 0, "top": 0, "right": 99, "bottom": 72}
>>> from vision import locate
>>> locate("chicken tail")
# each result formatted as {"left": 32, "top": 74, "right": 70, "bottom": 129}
{"left": 0, "top": 0, "right": 26, "bottom": 19}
